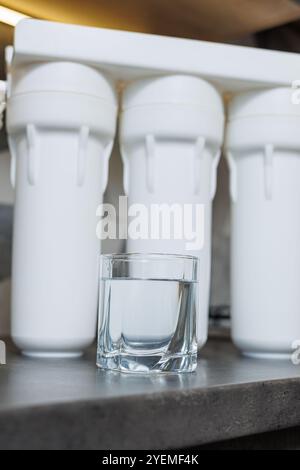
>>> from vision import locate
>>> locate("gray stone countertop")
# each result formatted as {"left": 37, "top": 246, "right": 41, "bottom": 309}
{"left": 1, "top": 335, "right": 300, "bottom": 450}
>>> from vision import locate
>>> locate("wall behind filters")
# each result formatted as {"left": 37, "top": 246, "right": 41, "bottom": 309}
{"left": 211, "top": 156, "right": 230, "bottom": 307}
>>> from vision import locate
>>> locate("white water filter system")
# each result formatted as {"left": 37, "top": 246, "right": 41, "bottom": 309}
{"left": 7, "top": 62, "right": 117, "bottom": 356}
{"left": 120, "top": 75, "right": 224, "bottom": 347}
{"left": 4, "top": 19, "right": 300, "bottom": 359}
{"left": 226, "top": 87, "right": 300, "bottom": 358}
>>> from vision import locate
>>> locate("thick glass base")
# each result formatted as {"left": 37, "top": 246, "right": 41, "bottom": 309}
{"left": 97, "top": 351, "right": 197, "bottom": 374}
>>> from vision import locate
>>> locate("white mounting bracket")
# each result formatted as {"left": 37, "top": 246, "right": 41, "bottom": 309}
{"left": 7, "top": 19, "right": 300, "bottom": 93}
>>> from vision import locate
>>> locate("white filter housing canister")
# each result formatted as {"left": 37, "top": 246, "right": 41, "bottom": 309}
{"left": 226, "top": 87, "right": 300, "bottom": 358}
{"left": 120, "top": 75, "right": 224, "bottom": 347}
{"left": 6, "top": 62, "right": 117, "bottom": 357}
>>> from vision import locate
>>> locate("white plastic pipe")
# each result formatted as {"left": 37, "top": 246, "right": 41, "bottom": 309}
{"left": 120, "top": 75, "right": 224, "bottom": 347}
{"left": 6, "top": 62, "right": 117, "bottom": 357}
{"left": 226, "top": 87, "right": 300, "bottom": 358}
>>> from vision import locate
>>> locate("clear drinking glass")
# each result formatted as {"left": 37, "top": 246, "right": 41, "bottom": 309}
{"left": 97, "top": 253, "right": 199, "bottom": 374}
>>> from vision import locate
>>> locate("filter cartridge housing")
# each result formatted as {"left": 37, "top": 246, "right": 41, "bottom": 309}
{"left": 7, "top": 61, "right": 117, "bottom": 356}
{"left": 226, "top": 87, "right": 300, "bottom": 358}
{"left": 120, "top": 75, "right": 224, "bottom": 347}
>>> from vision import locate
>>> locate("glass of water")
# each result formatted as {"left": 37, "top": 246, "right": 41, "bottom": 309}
{"left": 97, "top": 253, "right": 199, "bottom": 374}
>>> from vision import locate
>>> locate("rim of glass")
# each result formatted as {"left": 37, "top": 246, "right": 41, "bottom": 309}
{"left": 100, "top": 252, "right": 198, "bottom": 262}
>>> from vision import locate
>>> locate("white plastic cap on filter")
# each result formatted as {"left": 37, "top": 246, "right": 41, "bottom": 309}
{"left": 122, "top": 74, "right": 223, "bottom": 115}
{"left": 228, "top": 87, "right": 300, "bottom": 120}
{"left": 7, "top": 61, "right": 118, "bottom": 136}
{"left": 10, "top": 61, "right": 117, "bottom": 104}
{"left": 121, "top": 75, "right": 224, "bottom": 145}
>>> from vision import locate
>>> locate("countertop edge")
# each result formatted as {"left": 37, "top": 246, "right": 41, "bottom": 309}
{"left": 1, "top": 376, "right": 300, "bottom": 449}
